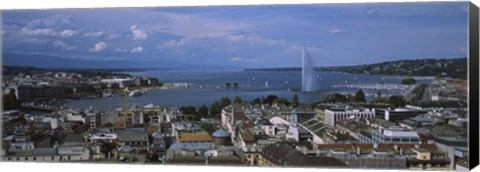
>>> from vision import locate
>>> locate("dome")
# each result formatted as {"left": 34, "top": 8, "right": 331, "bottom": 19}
{"left": 212, "top": 129, "right": 230, "bottom": 138}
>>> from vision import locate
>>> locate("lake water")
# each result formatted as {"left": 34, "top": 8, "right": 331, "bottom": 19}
{"left": 63, "top": 69, "right": 432, "bottom": 110}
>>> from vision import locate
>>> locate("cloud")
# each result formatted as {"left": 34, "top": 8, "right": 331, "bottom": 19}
{"left": 60, "top": 29, "right": 77, "bottom": 37}
{"left": 149, "top": 12, "right": 248, "bottom": 37}
{"left": 131, "top": 46, "right": 144, "bottom": 53}
{"left": 229, "top": 57, "right": 243, "bottom": 61}
{"left": 107, "top": 34, "right": 121, "bottom": 40}
{"left": 225, "top": 35, "right": 245, "bottom": 42}
{"left": 89, "top": 42, "right": 107, "bottom": 52}
{"left": 329, "top": 29, "right": 342, "bottom": 34}
{"left": 114, "top": 48, "right": 129, "bottom": 52}
{"left": 20, "top": 28, "right": 57, "bottom": 36}
{"left": 130, "top": 25, "right": 148, "bottom": 40}
{"left": 245, "top": 58, "right": 258, "bottom": 62}
{"left": 84, "top": 32, "right": 103, "bottom": 38}
{"left": 24, "top": 15, "right": 73, "bottom": 30}
{"left": 52, "top": 40, "right": 76, "bottom": 50}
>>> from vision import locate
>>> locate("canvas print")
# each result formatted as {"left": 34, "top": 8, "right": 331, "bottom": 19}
{"left": 0, "top": 2, "right": 472, "bottom": 171}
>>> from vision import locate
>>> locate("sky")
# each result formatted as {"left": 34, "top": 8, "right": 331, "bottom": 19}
{"left": 1, "top": 2, "right": 469, "bottom": 68}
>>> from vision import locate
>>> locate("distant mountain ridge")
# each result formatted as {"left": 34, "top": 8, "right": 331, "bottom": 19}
{"left": 246, "top": 58, "right": 467, "bottom": 79}
{"left": 2, "top": 53, "right": 240, "bottom": 70}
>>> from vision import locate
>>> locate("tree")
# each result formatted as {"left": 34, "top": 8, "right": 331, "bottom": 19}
{"left": 389, "top": 95, "right": 406, "bottom": 108}
{"left": 234, "top": 96, "right": 243, "bottom": 104}
{"left": 219, "top": 97, "right": 232, "bottom": 107}
{"left": 225, "top": 83, "right": 231, "bottom": 88}
{"left": 370, "top": 97, "right": 390, "bottom": 104}
{"left": 291, "top": 94, "right": 299, "bottom": 108}
{"left": 376, "top": 91, "right": 382, "bottom": 98}
{"left": 201, "top": 124, "right": 216, "bottom": 134}
{"left": 401, "top": 78, "right": 416, "bottom": 85}
{"left": 410, "top": 84, "right": 428, "bottom": 103}
{"left": 179, "top": 106, "right": 196, "bottom": 115}
{"left": 264, "top": 95, "right": 279, "bottom": 105}
{"left": 210, "top": 101, "right": 222, "bottom": 116}
{"left": 322, "top": 93, "right": 348, "bottom": 103}
{"left": 197, "top": 105, "right": 209, "bottom": 118}
{"left": 3, "top": 89, "right": 20, "bottom": 111}
{"left": 355, "top": 89, "right": 366, "bottom": 102}
{"left": 275, "top": 98, "right": 290, "bottom": 106}
{"left": 250, "top": 98, "right": 262, "bottom": 106}
{"left": 233, "top": 83, "right": 239, "bottom": 89}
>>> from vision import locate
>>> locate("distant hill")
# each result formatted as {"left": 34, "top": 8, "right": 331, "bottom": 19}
{"left": 245, "top": 58, "right": 467, "bottom": 79}
{"left": 2, "top": 53, "right": 239, "bottom": 70}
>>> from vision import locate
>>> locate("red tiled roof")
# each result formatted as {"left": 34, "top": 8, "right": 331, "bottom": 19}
{"left": 179, "top": 133, "right": 213, "bottom": 142}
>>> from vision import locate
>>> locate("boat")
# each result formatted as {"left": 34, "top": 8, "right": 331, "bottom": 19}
{"left": 129, "top": 90, "right": 143, "bottom": 97}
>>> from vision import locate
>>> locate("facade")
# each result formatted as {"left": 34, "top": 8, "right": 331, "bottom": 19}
{"left": 116, "top": 128, "right": 149, "bottom": 150}
{"left": 290, "top": 106, "right": 317, "bottom": 126}
{"left": 375, "top": 108, "right": 429, "bottom": 121}
{"left": 370, "top": 128, "right": 421, "bottom": 144}
{"left": 14, "top": 85, "right": 66, "bottom": 102}
{"left": 324, "top": 107, "right": 375, "bottom": 127}
{"left": 100, "top": 79, "right": 135, "bottom": 88}
{"left": 315, "top": 143, "right": 450, "bottom": 170}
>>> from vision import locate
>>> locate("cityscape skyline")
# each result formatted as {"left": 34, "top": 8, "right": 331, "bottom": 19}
{"left": 2, "top": 2, "right": 469, "bottom": 68}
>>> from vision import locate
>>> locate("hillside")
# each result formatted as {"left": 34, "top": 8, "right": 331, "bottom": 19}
{"left": 246, "top": 58, "right": 467, "bottom": 79}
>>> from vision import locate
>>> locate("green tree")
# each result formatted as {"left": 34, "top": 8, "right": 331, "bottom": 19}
{"left": 275, "top": 98, "right": 290, "bottom": 106}
{"left": 210, "top": 101, "right": 222, "bottom": 116}
{"left": 201, "top": 124, "right": 216, "bottom": 134}
{"left": 370, "top": 97, "right": 390, "bottom": 104}
{"left": 220, "top": 97, "right": 232, "bottom": 107}
{"left": 291, "top": 94, "right": 299, "bottom": 108}
{"left": 234, "top": 96, "right": 243, "bottom": 104}
{"left": 3, "top": 89, "right": 20, "bottom": 111}
{"left": 389, "top": 95, "right": 407, "bottom": 108}
{"left": 401, "top": 78, "right": 416, "bottom": 85}
{"left": 179, "top": 106, "right": 196, "bottom": 115}
{"left": 264, "top": 95, "right": 278, "bottom": 105}
{"left": 355, "top": 89, "right": 366, "bottom": 102}
{"left": 197, "top": 105, "right": 209, "bottom": 118}
{"left": 322, "top": 93, "right": 348, "bottom": 103}
{"left": 410, "top": 84, "right": 428, "bottom": 103}
{"left": 250, "top": 98, "right": 262, "bottom": 106}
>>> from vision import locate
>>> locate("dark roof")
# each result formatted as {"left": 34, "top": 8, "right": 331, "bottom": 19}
{"left": 262, "top": 142, "right": 347, "bottom": 167}
{"left": 64, "top": 134, "right": 84, "bottom": 143}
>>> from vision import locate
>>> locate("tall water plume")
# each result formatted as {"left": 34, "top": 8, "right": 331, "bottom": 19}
{"left": 302, "top": 48, "right": 318, "bottom": 92}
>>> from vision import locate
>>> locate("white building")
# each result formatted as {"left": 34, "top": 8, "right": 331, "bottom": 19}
{"left": 325, "top": 107, "right": 375, "bottom": 127}
{"left": 100, "top": 79, "right": 135, "bottom": 88}
{"left": 371, "top": 127, "right": 421, "bottom": 144}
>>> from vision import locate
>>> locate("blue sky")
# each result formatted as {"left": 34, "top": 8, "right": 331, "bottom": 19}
{"left": 1, "top": 2, "right": 469, "bottom": 68}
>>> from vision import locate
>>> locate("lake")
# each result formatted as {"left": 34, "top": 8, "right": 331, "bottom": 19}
{"left": 63, "top": 69, "right": 432, "bottom": 110}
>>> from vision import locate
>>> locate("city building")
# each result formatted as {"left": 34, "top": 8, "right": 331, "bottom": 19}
{"left": 324, "top": 106, "right": 375, "bottom": 127}
{"left": 100, "top": 79, "right": 135, "bottom": 88}
{"left": 116, "top": 128, "right": 149, "bottom": 150}
{"left": 259, "top": 142, "right": 347, "bottom": 167}
{"left": 165, "top": 142, "right": 245, "bottom": 165}
{"left": 358, "top": 127, "right": 421, "bottom": 144}
{"left": 375, "top": 108, "right": 429, "bottom": 121}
